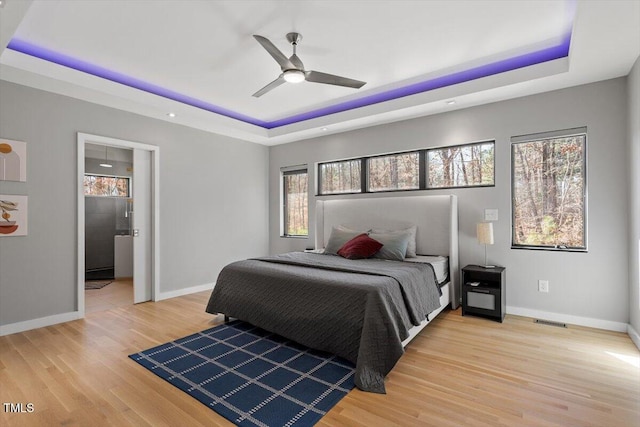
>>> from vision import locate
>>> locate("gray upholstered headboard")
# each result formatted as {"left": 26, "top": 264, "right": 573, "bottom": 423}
{"left": 315, "top": 195, "right": 460, "bottom": 309}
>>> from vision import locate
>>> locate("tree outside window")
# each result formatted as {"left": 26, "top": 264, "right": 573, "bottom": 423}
{"left": 319, "top": 160, "right": 362, "bottom": 194}
{"left": 428, "top": 142, "right": 494, "bottom": 188}
{"left": 368, "top": 152, "right": 419, "bottom": 192}
{"left": 316, "top": 141, "right": 495, "bottom": 195}
{"left": 512, "top": 132, "right": 586, "bottom": 250}
{"left": 83, "top": 175, "right": 130, "bottom": 197}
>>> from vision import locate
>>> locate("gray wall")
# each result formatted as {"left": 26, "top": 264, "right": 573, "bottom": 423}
{"left": 0, "top": 80, "right": 269, "bottom": 326}
{"left": 628, "top": 57, "right": 640, "bottom": 336}
{"left": 269, "top": 78, "right": 630, "bottom": 325}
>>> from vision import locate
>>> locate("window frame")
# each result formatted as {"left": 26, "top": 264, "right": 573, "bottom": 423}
{"left": 83, "top": 173, "right": 131, "bottom": 197}
{"left": 316, "top": 141, "right": 495, "bottom": 196}
{"left": 317, "top": 158, "right": 365, "bottom": 196}
{"left": 426, "top": 141, "right": 496, "bottom": 190}
{"left": 282, "top": 166, "right": 309, "bottom": 238}
{"left": 366, "top": 150, "right": 422, "bottom": 193}
{"left": 510, "top": 127, "right": 587, "bottom": 252}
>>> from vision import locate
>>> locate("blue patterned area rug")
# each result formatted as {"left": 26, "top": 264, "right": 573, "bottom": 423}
{"left": 129, "top": 320, "right": 355, "bottom": 427}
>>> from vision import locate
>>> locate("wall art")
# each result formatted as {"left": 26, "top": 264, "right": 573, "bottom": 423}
{"left": 0, "top": 139, "right": 27, "bottom": 182}
{"left": 0, "top": 195, "right": 28, "bottom": 236}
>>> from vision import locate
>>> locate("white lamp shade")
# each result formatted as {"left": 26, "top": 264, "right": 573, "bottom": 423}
{"left": 477, "top": 222, "right": 494, "bottom": 245}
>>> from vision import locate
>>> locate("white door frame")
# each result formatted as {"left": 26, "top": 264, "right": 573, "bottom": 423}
{"left": 77, "top": 132, "right": 160, "bottom": 316}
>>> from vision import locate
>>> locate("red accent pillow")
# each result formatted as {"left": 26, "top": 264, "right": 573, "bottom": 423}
{"left": 337, "top": 233, "right": 383, "bottom": 259}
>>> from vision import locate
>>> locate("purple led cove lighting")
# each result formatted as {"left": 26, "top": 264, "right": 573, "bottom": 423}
{"left": 266, "top": 31, "right": 572, "bottom": 128}
{"left": 7, "top": 30, "right": 571, "bottom": 130}
{"left": 6, "top": 39, "right": 269, "bottom": 127}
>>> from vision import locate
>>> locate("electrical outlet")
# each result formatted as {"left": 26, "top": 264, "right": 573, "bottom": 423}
{"left": 538, "top": 280, "right": 549, "bottom": 293}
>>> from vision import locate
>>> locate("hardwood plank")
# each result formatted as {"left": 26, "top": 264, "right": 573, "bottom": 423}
{"left": 1, "top": 291, "right": 638, "bottom": 426}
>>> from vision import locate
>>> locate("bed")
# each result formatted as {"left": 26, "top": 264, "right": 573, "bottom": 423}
{"left": 206, "top": 195, "right": 459, "bottom": 393}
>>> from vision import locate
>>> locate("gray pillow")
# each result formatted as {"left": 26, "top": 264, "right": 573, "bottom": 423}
{"left": 369, "top": 231, "right": 412, "bottom": 261}
{"left": 324, "top": 226, "right": 363, "bottom": 255}
{"left": 371, "top": 225, "right": 417, "bottom": 257}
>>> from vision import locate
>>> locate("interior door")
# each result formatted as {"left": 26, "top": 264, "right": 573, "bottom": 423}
{"left": 133, "top": 148, "right": 152, "bottom": 303}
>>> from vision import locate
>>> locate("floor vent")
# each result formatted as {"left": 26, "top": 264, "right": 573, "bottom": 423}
{"left": 534, "top": 319, "right": 567, "bottom": 328}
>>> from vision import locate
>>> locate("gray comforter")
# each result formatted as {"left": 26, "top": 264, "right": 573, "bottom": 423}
{"left": 205, "top": 252, "right": 442, "bottom": 393}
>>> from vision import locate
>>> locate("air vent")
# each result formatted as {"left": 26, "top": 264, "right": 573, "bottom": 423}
{"left": 534, "top": 319, "right": 567, "bottom": 328}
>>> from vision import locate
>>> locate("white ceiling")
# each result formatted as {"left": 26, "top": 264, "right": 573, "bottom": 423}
{"left": 1, "top": 0, "right": 638, "bottom": 145}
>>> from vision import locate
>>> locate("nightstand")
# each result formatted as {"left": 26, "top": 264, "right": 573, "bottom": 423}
{"left": 461, "top": 265, "right": 506, "bottom": 322}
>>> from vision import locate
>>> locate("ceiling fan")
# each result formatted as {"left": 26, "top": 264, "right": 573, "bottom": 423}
{"left": 252, "top": 32, "right": 366, "bottom": 97}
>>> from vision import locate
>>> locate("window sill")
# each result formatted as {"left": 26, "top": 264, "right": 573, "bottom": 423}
{"left": 511, "top": 245, "right": 587, "bottom": 253}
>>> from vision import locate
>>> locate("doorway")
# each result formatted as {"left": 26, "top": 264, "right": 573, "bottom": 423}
{"left": 84, "top": 143, "right": 133, "bottom": 313}
{"left": 77, "top": 133, "right": 159, "bottom": 316}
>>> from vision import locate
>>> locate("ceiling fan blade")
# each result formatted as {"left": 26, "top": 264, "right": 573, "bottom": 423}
{"left": 253, "top": 35, "right": 295, "bottom": 70}
{"left": 305, "top": 71, "right": 366, "bottom": 89}
{"left": 252, "top": 75, "right": 286, "bottom": 98}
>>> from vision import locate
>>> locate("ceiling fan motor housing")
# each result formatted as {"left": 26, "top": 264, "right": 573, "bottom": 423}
{"left": 286, "top": 32, "right": 302, "bottom": 45}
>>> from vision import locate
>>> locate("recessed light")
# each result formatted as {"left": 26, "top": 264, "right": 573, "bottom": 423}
{"left": 167, "top": 112, "right": 176, "bottom": 118}
{"left": 446, "top": 100, "right": 456, "bottom": 105}
{"left": 321, "top": 127, "right": 328, "bottom": 131}
{"left": 0, "top": 1, "right": 5, "bottom": 8}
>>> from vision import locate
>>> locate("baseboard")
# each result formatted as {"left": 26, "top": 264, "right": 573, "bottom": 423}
{"left": 0, "top": 311, "right": 81, "bottom": 337}
{"left": 157, "top": 282, "right": 214, "bottom": 301}
{"left": 0, "top": 283, "right": 215, "bottom": 336}
{"left": 506, "top": 306, "right": 628, "bottom": 332}
{"left": 628, "top": 324, "right": 640, "bottom": 351}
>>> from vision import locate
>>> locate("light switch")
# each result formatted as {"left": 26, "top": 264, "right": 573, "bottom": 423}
{"left": 484, "top": 209, "right": 498, "bottom": 221}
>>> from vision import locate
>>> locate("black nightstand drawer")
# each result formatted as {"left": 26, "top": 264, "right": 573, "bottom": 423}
{"left": 463, "top": 285, "right": 500, "bottom": 316}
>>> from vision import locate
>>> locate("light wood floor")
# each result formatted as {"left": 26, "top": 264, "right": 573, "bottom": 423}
{"left": 85, "top": 278, "right": 133, "bottom": 314}
{"left": 1, "top": 292, "right": 638, "bottom": 426}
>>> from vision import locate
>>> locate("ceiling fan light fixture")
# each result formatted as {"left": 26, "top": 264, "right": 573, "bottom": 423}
{"left": 283, "top": 69, "right": 305, "bottom": 83}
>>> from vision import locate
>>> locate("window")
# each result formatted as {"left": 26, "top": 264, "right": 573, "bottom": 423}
{"left": 427, "top": 142, "right": 495, "bottom": 188}
{"left": 511, "top": 128, "right": 586, "bottom": 250}
{"left": 317, "top": 141, "right": 495, "bottom": 195}
{"left": 83, "top": 174, "right": 130, "bottom": 197}
{"left": 318, "top": 159, "right": 362, "bottom": 195}
{"left": 282, "top": 167, "right": 308, "bottom": 237}
{"left": 368, "top": 152, "right": 420, "bottom": 192}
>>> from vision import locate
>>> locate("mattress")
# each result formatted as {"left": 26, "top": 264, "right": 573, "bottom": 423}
{"left": 404, "top": 255, "right": 449, "bottom": 284}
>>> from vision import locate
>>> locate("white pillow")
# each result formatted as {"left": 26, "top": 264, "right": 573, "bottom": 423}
{"left": 323, "top": 226, "right": 364, "bottom": 255}
{"left": 371, "top": 225, "right": 417, "bottom": 258}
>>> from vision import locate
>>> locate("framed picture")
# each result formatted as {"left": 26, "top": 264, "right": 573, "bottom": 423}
{"left": 0, "top": 195, "right": 28, "bottom": 236}
{"left": 0, "top": 138, "right": 27, "bottom": 182}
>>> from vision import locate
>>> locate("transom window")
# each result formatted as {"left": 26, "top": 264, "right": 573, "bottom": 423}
{"left": 317, "top": 141, "right": 494, "bottom": 195}
{"left": 318, "top": 159, "right": 362, "bottom": 195}
{"left": 83, "top": 175, "right": 130, "bottom": 197}
{"left": 368, "top": 152, "right": 420, "bottom": 192}
{"left": 427, "top": 142, "right": 495, "bottom": 189}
